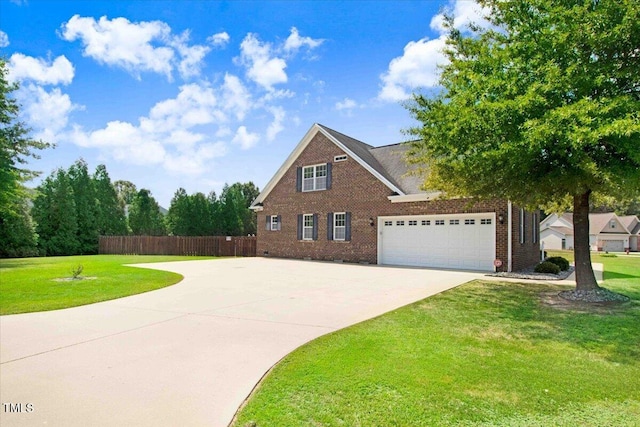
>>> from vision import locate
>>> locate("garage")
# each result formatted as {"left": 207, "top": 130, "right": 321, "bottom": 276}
{"left": 602, "top": 240, "right": 624, "bottom": 252}
{"left": 378, "top": 213, "right": 496, "bottom": 271}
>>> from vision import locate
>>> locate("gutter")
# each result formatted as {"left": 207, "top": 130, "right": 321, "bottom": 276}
{"left": 507, "top": 200, "right": 513, "bottom": 272}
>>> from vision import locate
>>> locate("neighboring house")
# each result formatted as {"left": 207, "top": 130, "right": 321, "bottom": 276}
{"left": 249, "top": 124, "right": 540, "bottom": 272}
{"left": 540, "top": 212, "right": 640, "bottom": 252}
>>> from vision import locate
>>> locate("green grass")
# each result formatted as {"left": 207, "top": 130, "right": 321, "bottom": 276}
{"left": 547, "top": 250, "right": 640, "bottom": 299}
{"left": 0, "top": 255, "right": 214, "bottom": 315}
{"left": 233, "top": 255, "right": 640, "bottom": 427}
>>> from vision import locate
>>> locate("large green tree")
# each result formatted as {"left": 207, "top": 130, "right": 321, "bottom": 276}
{"left": 93, "top": 165, "right": 128, "bottom": 235}
{"left": 166, "top": 188, "right": 191, "bottom": 236}
{"left": 32, "top": 169, "right": 79, "bottom": 256}
{"left": 406, "top": 0, "right": 639, "bottom": 296}
{"left": 68, "top": 159, "right": 99, "bottom": 254}
{"left": 0, "top": 195, "right": 39, "bottom": 257}
{"left": 128, "top": 189, "right": 166, "bottom": 236}
{"left": 0, "top": 58, "right": 51, "bottom": 257}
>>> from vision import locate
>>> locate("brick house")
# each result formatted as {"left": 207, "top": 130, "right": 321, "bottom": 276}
{"left": 250, "top": 124, "right": 540, "bottom": 272}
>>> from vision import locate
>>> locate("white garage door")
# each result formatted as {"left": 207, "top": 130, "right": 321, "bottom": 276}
{"left": 378, "top": 213, "right": 496, "bottom": 271}
{"left": 602, "top": 240, "right": 624, "bottom": 252}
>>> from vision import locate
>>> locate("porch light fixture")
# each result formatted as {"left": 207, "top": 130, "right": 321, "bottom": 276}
{"left": 369, "top": 217, "right": 375, "bottom": 226}
{"left": 498, "top": 213, "right": 505, "bottom": 224}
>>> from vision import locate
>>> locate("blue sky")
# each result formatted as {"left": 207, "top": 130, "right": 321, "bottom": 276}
{"left": 1, "top": 0, "right": 489, "bottom": 207}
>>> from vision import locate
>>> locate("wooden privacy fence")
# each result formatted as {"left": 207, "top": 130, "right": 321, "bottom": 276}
{"left": 99, "top": 236, "right": 257, "bottom": 257}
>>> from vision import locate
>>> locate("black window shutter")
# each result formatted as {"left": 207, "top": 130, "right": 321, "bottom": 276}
{"left": 265, "top": 215, "right": 271, "bottom": 231}
{"left": 297, "top": 214, "right": 303, "bottom": 240}
{"left": 345, "top": 212, "right": 352, "bottom": 241}
{"left": 296, "top": 167, "right": 302, "bottom": 192}
{"left": 312, "top": 214, "right": 319, "bottom": 240}
{"left": 277, "top": 215, "right": 282, "bottom": 231}
{"left": 326, "top": 162, "right": 332, "bottom": 189}
{"left": 327, "top": 213, "right": 334, "bottom": 241}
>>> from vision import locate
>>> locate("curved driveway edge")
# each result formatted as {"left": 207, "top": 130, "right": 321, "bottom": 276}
{"left": 0, "top": 258, "right": 481, "bottom": 427}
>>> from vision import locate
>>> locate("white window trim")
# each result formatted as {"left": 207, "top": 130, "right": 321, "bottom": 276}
{"left": 302, "top": 163, "right": 328, "bottom": 192}
{"left": 334, "top": 212, "right": 346, "bottom": 241}
{"left": 303, "top": 214, "right": 314, "bottom": 240}
{"left": 270, "top": 215, "right": 279, "bottom": 231}
{"left": 519, "top": 208, "right": 525, "bottom": 244}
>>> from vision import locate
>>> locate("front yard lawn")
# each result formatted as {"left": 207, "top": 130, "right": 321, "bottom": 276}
{"left": 0, "top": 255, "right": 214, "bottom": 315}
{"left": 233, "top": 254, "right": 640, "bottom": 426}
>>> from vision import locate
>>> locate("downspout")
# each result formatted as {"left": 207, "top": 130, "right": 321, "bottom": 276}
{"left": 507, "top": 201, "right": 513, "bottom": 272}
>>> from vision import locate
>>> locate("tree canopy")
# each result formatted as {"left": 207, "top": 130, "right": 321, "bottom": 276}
{"left": 0, "top": 58, "right": 51, "bottom": 256}
{"left": 128, "top": 189, "right": 166, "bottom": 236}
{"left": 406, "top": 0, "right": 640, "bottom": 293}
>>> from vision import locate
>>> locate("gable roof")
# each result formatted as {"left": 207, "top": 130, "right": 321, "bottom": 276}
{"left": 619, "top": 215, "right": 640, "bottom": 235}
{"left": 251, "top": 123, "right": 423, "bottom": 207}
{"left": 317, "top": 125, "right": 407, "bottom": 192}
{"left": 544, "top": 212, "right": 635, "bottom": 236}
{"left": 550, "top": 225, "right": 574, "bottom": 236}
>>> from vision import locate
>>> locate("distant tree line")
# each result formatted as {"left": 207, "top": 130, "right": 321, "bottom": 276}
{"left": 1, "top": 158, "right": 259, "bottom": 257}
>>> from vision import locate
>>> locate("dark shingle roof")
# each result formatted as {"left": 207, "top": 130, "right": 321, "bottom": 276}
{"left": 318, "top": 124, "right": 423, "bottom": 194}
{"left": 370, "top": 143, "right": 424, "bottom": 194}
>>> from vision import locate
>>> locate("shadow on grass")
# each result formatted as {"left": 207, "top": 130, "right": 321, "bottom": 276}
{"left": 604, "top": 271, "right": 640, "bottom": 281}
{"left": 461, "top": 281, "right": 640, "bottom": 365}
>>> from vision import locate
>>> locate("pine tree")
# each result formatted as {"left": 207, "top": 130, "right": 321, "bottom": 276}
{"left": 68, "top": 159, "right": 98, "bottom": 254}
{"left": 93, "top": 164, "right": 127, "bottom": 235}
{"left": 129, "top": 189, "right": 166, "bottom": 236}
{"left": 166, "top": 188, "right": 190, "bottom": 236}
{"left": 0, "top": 195, "right": 39, "bottom": 257}
{"left": 33, "top": 169, "right": 79, "bottom": 255}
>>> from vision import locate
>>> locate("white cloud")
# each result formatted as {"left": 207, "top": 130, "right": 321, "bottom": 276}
{"left": 8, "top": 53, "right": 75, "bottom": 85}
{"left": 208, "top": 31, "right": 230, "bottom": 48}
{"left": 232, "top": 126, "right": 259, "bottom": 150}
{"left": 163, "top": 141, "right": 227, "bottom": 175}
{"left": 283, "top": 27, "right": 323, "bottom": 54}
{"left": 221, "top": 73, "right": 252, "bottom": 120}
{"left": 170, "top": 30, "right": 211, "bottom": 79}
{"left": 266, "top": 106, "right": 285, "bottom": 141}
{"left": 378, "top": 0, "right": 493, "bottom": 102}
{"left": 61, "top": 15, "right": 175, "bottom": 79}
{"left": 378, "top": 36, "right": 448, "bottom": 102}
{"left": 68, "top": 81, "right": 241, "bottom": 174}
{"left": 18, "top": 84, "right": 78, "bottom": 143}
{"left": 236, "top": 28, "right": 323, "bottom": 91}
{"left": 430, "top": 0, "right": 492, "bottom": 34}
{"left": 60, "top": 15, "right": 212, "bottom": 81}
{"left": 237, "top": 33, "right": 287, "bottom": 90}
{"left": 142, "top": 83, "right": 224, "bottom": 134}
{"left": 0, "top": 30, "right": 9, "bottom": 47}
{"left": 335, "top": 98, "right": 357, "bottom": 111}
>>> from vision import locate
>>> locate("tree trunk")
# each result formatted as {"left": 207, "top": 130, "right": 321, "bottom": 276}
{"left": 573, "top": 190, "right": 599, "bottom": 291}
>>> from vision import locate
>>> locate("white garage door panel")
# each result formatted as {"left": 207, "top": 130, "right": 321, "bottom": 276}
{"left": 379, "top": 214, "right": 496, "bottom": 271}
{"left": 602, "top": 240, "right": 624, "bottom": 252}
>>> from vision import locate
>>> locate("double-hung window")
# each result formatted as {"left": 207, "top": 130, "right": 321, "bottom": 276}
{"left": 297, "top": 213, "right": 318, "bottom": 241}
{"left": 303, "top": 214, "right": 314, "bottom": 240}
{"left": 303, "top": 164, "right": 327, "bottom": 191}
{"left": 270, "top": 215, "right": 280, "bottom": 231}
{"left": 327, "top": 212, "right": 351, "bottom": 241}
{"left": 334, "top": 213, "right": 346, "bottom": 240}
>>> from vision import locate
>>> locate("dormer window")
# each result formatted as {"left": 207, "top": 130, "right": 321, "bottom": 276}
{"left": 610, "top": 220, "right": 616, "bottom": 229}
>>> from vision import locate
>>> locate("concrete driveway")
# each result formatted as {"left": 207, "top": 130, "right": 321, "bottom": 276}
{"left": 0, "top": 258, "right": 481, "bottom": 426}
